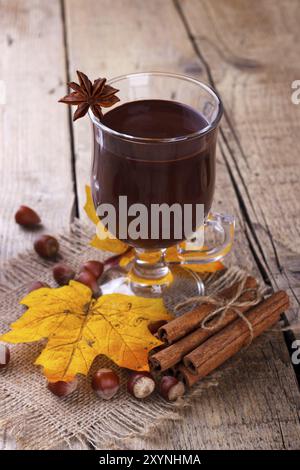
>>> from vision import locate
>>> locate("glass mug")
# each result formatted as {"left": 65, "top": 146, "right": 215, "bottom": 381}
{"left": 89, "top": 72, "right": 234, "bottom": 297}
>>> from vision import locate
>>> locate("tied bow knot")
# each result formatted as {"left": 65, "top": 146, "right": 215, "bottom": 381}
{"left": 175, "top": 277, "right": 263, "bottom": 345}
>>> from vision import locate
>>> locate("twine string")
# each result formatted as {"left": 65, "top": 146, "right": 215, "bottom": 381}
{"left": 175, "top": 276, "right": 263, "bottom": 346}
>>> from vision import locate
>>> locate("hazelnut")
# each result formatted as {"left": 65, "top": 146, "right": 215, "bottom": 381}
{"left": 127, "top": 372, "right": 155, "bottom": 399}
{"left": 104, "top": 248, "right": 131, "bottom": 268}
{"left": 0, "top": 344, "right": 10, "bottom": 369}
{"left": 34, "top": 235, "right": 59, "bottom": 259}
{"left": 47, "top": 378, "right": 78, "bottom": 397}
{"left": 27, "top": 281, "right": 49, "bottom": 293}
{"left": 53, "top": 263, "right": 75, "bottom": 286}
{"left": 91, "top": 368, "right": 120, "bottom": 400}
{"left": 15, "top": 205, "right": 41, "bottom": 227}
{"left": 159, "top": 375, "right": 185, "bottom": 402}
{"left": 75, "top": 270, "right": 99, "bottom": 296}
{"left": 104, "top": 253, "right": 122, "bottom": 268}
{"left": 81, "top": 260, "right": 104, "bottom": 280}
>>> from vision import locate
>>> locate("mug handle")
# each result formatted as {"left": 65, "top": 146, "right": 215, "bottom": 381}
{"left": 175, "top": 212, "right": 235, "bottom": 265}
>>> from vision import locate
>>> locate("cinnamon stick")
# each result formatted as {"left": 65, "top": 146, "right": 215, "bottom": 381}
{"left": 183, "top": 291, "right": 289, "bottom": 377}
{"left": 150, "top": 276, "right": 257, "bottom": 372}
{"left": 158, "top": 276, "right": 257, "bottom": 344}
{"left": 175, "top": 364, "right": 201, "bottom": 388}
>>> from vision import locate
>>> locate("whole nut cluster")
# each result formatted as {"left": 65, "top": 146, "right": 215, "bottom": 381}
{"left": 45, "top": 368, "right": 185, "bottom": 401}
{"left": 14, "top": 205, "right": 104, "bottom": 295}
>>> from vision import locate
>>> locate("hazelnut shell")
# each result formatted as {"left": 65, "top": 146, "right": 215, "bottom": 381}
{"left": 127, "top": 372, "right": 155, "bottom": 399}
{"left": 53, "top": 263, "right": 75, "bottom": 286}
{"left": 47, "top": 378, "right": 78, "bottom": 397}
{"left": 75, "top": 270, "right": 99, "bottom": 296}
{"left": 81, "top": 260, "right": 104, "bottom": 280}
{"left": 159, "top": 375, "right": 185, "bottom": 402}
{"left": 92, "top": 368, "right": 120, "bottom": 400}
{"left": 15, "top": 205, "right": 41, "bottom": 227}
{"left": 34, "top": 235, "right": 59, "bottom": 259}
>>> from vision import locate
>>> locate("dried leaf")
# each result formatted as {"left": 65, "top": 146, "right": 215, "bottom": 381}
{"left": 1, "top": 282, "right": 172, "bottom": 382}
{"left": 84, "top": 185, "right": 128, "bottom": 254}
{"left": 84, "top": 185, "right": 99, "bottom": 225}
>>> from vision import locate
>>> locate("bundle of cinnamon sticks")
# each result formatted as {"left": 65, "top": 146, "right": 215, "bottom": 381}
{"left": 150, "top": 276, "right": 289, "bottom": 387}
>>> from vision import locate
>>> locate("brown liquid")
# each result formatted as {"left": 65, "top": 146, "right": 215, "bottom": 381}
{"left": 92, "top": 99, "right": 217, "bottom": 249}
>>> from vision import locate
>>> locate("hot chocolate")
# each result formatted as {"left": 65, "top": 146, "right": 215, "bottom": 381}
{"left": 91, "top": 99, "right": 217, "bottom": 249}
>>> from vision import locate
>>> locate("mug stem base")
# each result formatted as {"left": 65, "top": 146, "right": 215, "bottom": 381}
{"left": 130, "top": 248, "right": 172, "bottom": 297}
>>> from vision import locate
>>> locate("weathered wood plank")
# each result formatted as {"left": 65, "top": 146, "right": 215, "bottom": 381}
{"left": 0, "top": 0, "right": 74, "bottom": 264}
{"left": 178, "top": 0, "right": 300, "bottom": 328}
{"left": 65, "top": 0, "right": 300, "bottom": 450}
{"left": 0, "top": 0, "right": 75, "bottom": 450}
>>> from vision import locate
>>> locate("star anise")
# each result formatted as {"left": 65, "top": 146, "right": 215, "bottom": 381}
{"left": 59, "top": 70, "right": 120, "bottom": 121}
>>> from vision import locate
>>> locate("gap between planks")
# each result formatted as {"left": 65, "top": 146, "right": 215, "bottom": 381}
{"left": 60, "top": 0, "right": 79, "bottom": 218}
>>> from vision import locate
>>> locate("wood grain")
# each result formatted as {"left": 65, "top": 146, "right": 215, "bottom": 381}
{"left": 0, "top": 0, "right": 74, "bottom": 264}
{"left": 0, "top": 0, "right": 75, "bottom": 449}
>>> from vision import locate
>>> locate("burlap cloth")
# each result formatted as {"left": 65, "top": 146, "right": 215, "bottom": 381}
{"left": 0, "top": 220, "right": 259, "bottom": 450}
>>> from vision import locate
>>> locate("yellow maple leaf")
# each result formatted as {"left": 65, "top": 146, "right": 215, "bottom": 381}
{"left": 0, "top": 281, "right": 172, "bottom": 382}
{"left": 84, "top": 185, "right": 128, "bottom": 254}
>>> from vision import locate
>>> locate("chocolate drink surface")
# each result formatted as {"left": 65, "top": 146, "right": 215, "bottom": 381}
{"left": 91, "top": 99, "right": 217, "bottom": 249}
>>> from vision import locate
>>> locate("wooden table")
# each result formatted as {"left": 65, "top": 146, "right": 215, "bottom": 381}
{"left": 1, "top": 0, "right": 300, "bottom": 450}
